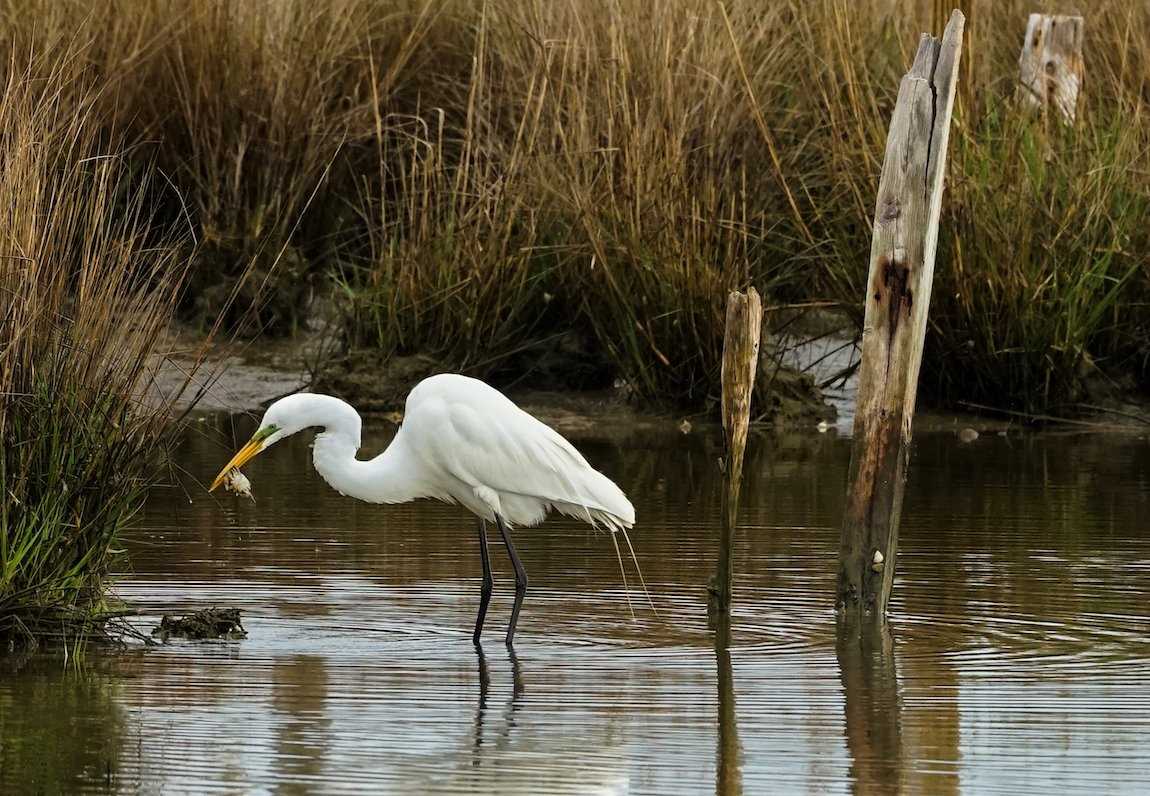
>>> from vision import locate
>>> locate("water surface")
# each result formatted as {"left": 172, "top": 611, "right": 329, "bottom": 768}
{"left": 2, "top": 419, "right": 1149, "bottom": 793}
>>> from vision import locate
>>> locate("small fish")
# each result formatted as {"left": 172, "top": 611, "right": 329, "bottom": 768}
{"left": 222, "top": 468, "right": 254, "bottom": 500}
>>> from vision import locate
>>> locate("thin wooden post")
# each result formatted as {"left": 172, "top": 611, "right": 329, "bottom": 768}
{"left": 1017, "top": 14, "right": 1084, "bottom": 124}
{"left": 837, "top": 12, "right": 964, "bottom": 620}
{"left": 708, "top": 287, "right": 761, "bottom": 613}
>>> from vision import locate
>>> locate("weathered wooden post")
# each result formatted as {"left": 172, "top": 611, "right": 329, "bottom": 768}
{"left": 837, "top": 11, "right": 964, "bottom": 620}
{"left": 708, "top": 287, "right": 762, "bottom": 613}
{"left": 1017, "top": 14, "right": 1084, "bottom": 124}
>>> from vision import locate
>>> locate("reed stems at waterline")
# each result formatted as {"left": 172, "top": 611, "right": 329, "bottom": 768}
{"left": 0, "top": 65, "right": 194, "bottom": 648}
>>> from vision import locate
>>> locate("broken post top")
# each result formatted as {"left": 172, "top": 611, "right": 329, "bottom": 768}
{"left": 1018, "top": 14, "right": 1084, "bottom": 123}
{"left": 720, "top": 287, "right": 762, "bottom": 486}
{"left": 909, "top": 10, "right": 965, "bottom": 206}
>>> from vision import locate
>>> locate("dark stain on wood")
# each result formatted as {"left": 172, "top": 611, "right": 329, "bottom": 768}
{"left": 879, "top": 255, "right": 912, "bottom": 339}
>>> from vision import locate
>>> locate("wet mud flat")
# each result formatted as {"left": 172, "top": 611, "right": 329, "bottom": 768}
{"left": 3, "top": 420, "right": 1150, "bottom": 793}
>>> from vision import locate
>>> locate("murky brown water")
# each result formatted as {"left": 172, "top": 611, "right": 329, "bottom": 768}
{"left": 3, "top": 417, "right": 1150, "bottom": 793}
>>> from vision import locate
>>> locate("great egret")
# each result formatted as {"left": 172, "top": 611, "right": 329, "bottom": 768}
{"left": 210, "top": 373, "right": 636, "bottom": 646}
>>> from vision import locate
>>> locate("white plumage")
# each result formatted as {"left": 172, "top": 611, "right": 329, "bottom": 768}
{"left": 402, "top": 375, "right": 634, "bottom": 529}
{"left": 210, "top": 373, "right": 637, "bottom": 645}
{"left": 268, "top": 374, "right": 634, "bottom": 530}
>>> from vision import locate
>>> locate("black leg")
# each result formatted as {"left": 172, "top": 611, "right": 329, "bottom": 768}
{"left": 496, "top": 515, "right": 528, "bottom": 646}
{"left": 474, "top": 519, "right": 494, "bottom": 645}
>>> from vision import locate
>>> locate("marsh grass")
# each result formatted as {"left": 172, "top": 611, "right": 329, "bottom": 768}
{"left": 341, "top": 0, "right": 1150, "bottom": 409}
{"left": 3, "top": 0, "right": 454, "bottom": 333}
{"left": 2, "top": 0, "right": 1148, "bottom": 416}
{"left": 0, "top": 64, "right": 195, "bottom": 648}
{"left": 342, "top": 0, "right": 816, "bottom": 403}
{"left": 929, "top": 111, "right": 1148, "bottom": 408}
{"left": 128, "top": 0, "right": 375, "bottom": 333}
{"left": 517, "top": 0, "right": 801, "bottom": 402}
{"left": 338, "top": 100, "right": 558, "bottom": 374}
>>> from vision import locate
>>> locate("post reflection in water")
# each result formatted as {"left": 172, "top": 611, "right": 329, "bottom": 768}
{"left": 1, "top": 423, "right": 1149, "bottom": 792}
{"left": 836, "top": 621, "right": 903, "bottom": 794}
{"left": 711, "top": 610, "right": 743, "bottom": 796}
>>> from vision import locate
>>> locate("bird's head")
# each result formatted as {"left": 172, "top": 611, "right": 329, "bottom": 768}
{"left": 208, "top": 393, "right": 346, "bottom": 491}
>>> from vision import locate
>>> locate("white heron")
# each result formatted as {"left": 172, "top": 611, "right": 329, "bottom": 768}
{"left": 209, "top": 373, "right": 637, "bottom": 646}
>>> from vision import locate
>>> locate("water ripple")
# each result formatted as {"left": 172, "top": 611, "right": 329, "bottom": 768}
{"left": 3, "top": 429, "right": 1149, "bottom": 793}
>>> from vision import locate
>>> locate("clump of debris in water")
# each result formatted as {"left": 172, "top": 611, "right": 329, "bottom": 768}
{"left": 152, "top": 608, "right": 247, "bottom": 641}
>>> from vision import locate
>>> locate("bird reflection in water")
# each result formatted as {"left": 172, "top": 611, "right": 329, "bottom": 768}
{"left": 472, "top": 644, "right": 524, "bottom": 769}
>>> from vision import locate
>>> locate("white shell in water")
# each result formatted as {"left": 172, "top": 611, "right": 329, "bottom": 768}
{"left": 958, "top": 427, "right": 979, "bottom": 443}
{"left": 223, "top": 468, "right": 253, "bottom": 500}
{"left": 872, "top": 549, "right": 884, "bottom": 565}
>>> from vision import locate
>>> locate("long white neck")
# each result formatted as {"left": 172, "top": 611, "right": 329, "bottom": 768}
{"left": 304, "top": 398, "right": 426, "bottom": 504}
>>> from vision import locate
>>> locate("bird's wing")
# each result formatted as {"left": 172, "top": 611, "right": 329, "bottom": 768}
{"left": 409, "top": 391, "right": 634, "bottom": 528}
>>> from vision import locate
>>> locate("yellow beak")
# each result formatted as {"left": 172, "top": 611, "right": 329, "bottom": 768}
{"left": 209, "top": 436, "right": 266, "bottom": 492}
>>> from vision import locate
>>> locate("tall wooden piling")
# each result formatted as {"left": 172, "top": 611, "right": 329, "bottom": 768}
{"left": 709, "top": 288, "right": 762, "bottom": 613}
{"left": 1017, "top": 14, "right": 1084, "bottom": 124}
{"left": 837, "top": 12, "right": 965, "bottom": 620}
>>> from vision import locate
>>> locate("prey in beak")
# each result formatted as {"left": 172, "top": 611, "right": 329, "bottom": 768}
{"left": 209, "top": 426, "right": 277, "bottom": 492}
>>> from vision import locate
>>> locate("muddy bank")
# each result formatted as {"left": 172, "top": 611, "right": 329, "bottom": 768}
{"left": 157, "top": 322, "right": 840, "bottom": 434}
{"left": 156, "top": 324, "right": 1150, "bottom": 437}
{"left": 322, "top": 341, "right": 840, "bottom": 432}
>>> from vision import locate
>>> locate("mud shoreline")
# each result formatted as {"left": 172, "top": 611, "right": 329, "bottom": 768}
{"left": 156, "top": 326, "right": 1150, "bottom": 440}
